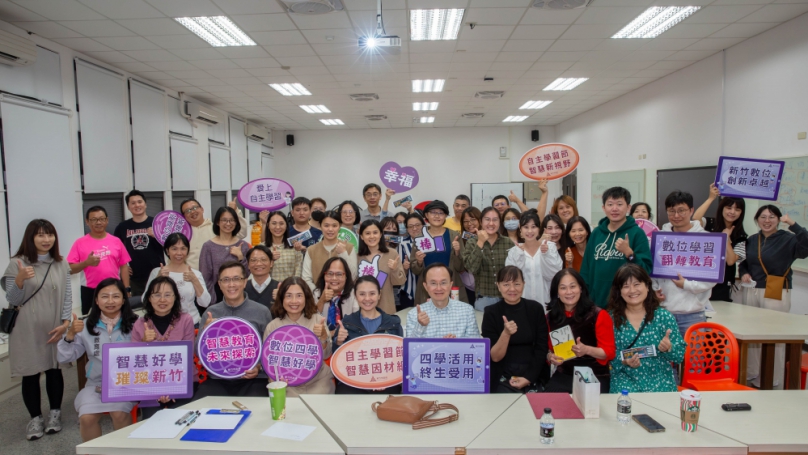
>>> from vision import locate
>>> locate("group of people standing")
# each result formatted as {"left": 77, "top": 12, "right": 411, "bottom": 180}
{"left": 4, "top": 179, "right": 806, "bottom": 443}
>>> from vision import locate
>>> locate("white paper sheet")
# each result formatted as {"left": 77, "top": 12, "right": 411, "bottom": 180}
{"left": 190, "top": 414, "right": 242, "bottom": 430}
{"left": 261, "top": 422, "right": 316, "bottom": 441}
{"left": 127, "top": 409, "right": 189, "bottom": 439}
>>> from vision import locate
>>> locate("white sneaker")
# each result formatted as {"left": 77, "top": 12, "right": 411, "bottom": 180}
{"left": 45, "top": 409, "right": 61, "bottom": 434}
{"left": 26, "top": 415, "right": 44, "bottom": 441}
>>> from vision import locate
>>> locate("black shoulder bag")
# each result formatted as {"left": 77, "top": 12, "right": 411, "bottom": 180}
{"left": 0, "top": 262, "right": 53, "bottom": 334}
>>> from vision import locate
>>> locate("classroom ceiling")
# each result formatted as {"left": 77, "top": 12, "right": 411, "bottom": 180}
{"left": 2, "top": 0, "right": 807, "bottom": 130}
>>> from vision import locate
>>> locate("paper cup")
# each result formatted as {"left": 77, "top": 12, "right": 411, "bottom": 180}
{"left": 267, "top": 382, "right": 287, "bottom": 421}
{"left": 451, "top": 287, "right": 459, "bottom": 300}
{"left": 680, "top": 389, "right": 701, "bottom": 432}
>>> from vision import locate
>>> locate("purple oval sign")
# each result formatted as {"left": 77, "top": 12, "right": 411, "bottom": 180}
{"left": 238, "top": 178, "right": 295, "bottom": 212}
{"left": 379, "top": 161, "right": 419, "bottom": 193}
{"left": 152, "top": 210, "right": 193, "bottom": 246}
{"left": 636, "top": 219, "right": 659, "bottom": 243}
{"left": 198, "top": 317, "right": 261, "bottom": 379}
{"left": 261, "top": 325, "right": 323, "bottom": 387}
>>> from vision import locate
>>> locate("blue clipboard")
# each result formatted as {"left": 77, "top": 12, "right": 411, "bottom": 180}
{"left": 180, "top": 409, "right": 251, "bottom": 443}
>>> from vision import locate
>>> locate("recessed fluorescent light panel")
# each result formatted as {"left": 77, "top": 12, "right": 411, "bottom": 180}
{"left": 269, "top": 83, "right": 311, "bottom": 96}
{"left": 412, "top": 79, "right": 445, "bottom": 93}
{"left": 503, "top": 116, "right": 529, "bottom": 123}
{"left": 417, "top": 117, "right": 435, "bottom": 123}
{"left": 520, "top": 100, "right": 553, "bottom": 110}
{"left": 413, "top": 102, "right": 439, "bottom": 111}
{"left": 320, "top": 119, "right": 344, "bottom": 125}
{"left": 300, "top": 105, "right": 330, "bottom": 113}
{"left": 543, "top": 78, "right": 588, "bottom": 91}
{"left": 612, "top": 6, "right": 701, "bottom": 39}
{"left": 410, "top": 9, "right": 464, "bottom": 41}
{"left": 174, "top": 16, "right": 256, "bottom": 47}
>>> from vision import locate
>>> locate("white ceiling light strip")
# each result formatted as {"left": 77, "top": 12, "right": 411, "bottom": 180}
{"left": 175, "top": 16, "right": 256, "bottom": 47}
{"left": 300, "top": 105, "right": 330, "bottom": 113}
{"left": 612, "top": 6, "right": 701, "bottom": 39}
{"left": 410, "top": 9, "right": 465, "bottom": 41}
{"left": 269, "top": 83, "right": 311, "bottom": 96}
{"left": 418, "top": 117, "right": 435, "bottom": 123}
{"left": 503, "top": 116, "right": 528, "bottom": 122}
{"left": 413, "top": 102, "right": 439, "bottom": 111}
{"left": 543, "top": 78, "right": 588, "bottom": 91}
{"left": 320, "top": 119, "right": 344, "bottom": 125}
{"left": 519, "top": 100, "right": 553, "bottom": 109}
{"left": 412, "top": 79, "right": 445, "bottom": 93}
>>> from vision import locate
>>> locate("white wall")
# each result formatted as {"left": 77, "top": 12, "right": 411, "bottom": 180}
{"left": 557, "top": 12, "right": 808, "bottom": 315}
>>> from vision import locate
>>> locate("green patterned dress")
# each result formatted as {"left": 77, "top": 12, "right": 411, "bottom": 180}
{"left": 609, "top": 307, "right": 685, "bottom": 393}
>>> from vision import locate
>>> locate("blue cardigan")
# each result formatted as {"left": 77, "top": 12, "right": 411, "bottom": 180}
{"left": 333, "top": 309, "right": 403, "bottom": 347}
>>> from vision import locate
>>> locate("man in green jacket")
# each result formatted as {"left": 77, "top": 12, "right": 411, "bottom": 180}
{"left": 581, "top": 187, "right": 653, "bottom": 308}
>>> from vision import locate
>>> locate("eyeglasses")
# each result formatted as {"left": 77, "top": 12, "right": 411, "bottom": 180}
{"left": 219, "top": 218, "right": 236, "bottom": 224}
{"left": 666, "top": 208, "right": 690, "bottom": 217}
{"left": 482, "top": 217, "right": 500, "bottom": 223}
{"left": 365, "top": 192, "right": 381, "bottom": 198}
{"left": 325, "top": 272, "right": 345, "bottom": 278}
{"left": 463, "top": 220, "right": 478, "bottom": 226}
{"left": 182, "top": 206, "right": 200, "bottom": 215}
{"left": 407, "top": 224, "right": 422, "bottom": 229}
{"left": 426, "top": 281, "right": 450, "bottom": 289}
{"left": 249, "top": 258, "right": 270, "bottom": 264}
{"left": 218, "top": 277, "right": 244, "bottom": 284}
{"left": 342, "top": 210, "right": 355, "bottom": 215}
{"left": 149, "top": 293, "right": 175, "bottom": 300}
{"left": 89, "top": 217, "right": 107, "bottom": 223}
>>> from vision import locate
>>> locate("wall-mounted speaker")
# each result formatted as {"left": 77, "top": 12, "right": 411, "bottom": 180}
{"left": 286, "top": 134, "right": 294, "bottom": 146}
{"left": 531, "top": 130, "right": 539, "bottom": 142}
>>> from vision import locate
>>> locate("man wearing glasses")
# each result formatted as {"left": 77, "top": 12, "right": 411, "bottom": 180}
{"left": 195, "top": 261, "right": 272, "bottom": 398}
{"left": 67, "top": 206, "right": 131, "bottom": 314}
{"left": 179, "top": 197, "right": 248, "bottom": 270}
{"left": 405, "top": 263, "right": 480, "bottom": 339}
{"left": 359, "top": 183, "right": 394, "bottom": 223}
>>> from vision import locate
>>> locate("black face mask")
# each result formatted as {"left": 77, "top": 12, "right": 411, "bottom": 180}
{"left": 311, "top": 210, "right": 325, "bottom": 223}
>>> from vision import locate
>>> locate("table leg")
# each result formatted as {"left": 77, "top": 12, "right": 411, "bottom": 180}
{"left": 786, "top": 343, "right": 802, "bottom": 390}
{"left": 738, "top": 341, "right": 748, "bottom": 385}
{"left": 760, "top": 343, "right": 775, "bottom": 390}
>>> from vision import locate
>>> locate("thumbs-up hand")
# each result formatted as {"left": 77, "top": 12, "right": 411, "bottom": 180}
{"left": 146, "top": 227, "right": 155, "bottom": 238}
{"left": 565, "top": 248, "right": 573, "bottom": 266}
{"left": 615, "top": 234, "right": 633, "bottom": 256}
{"left": 335, "top": 240, "right": 347, "bottom": 255}
{"left": 508, "top": 190, "right": 520, "bottom": 203}
{"left": 540, "top": 239, "right": 549, "bottom": 254}
{"left": 538, "top": 179, "right": 548, "bottom": 193}
{"left": 571, "top": 337, "right": 589, "bottom": 357}
{"left": 159, "top": 263, "right": 169, "bottom": 277}
{"left": 143, "top": 320, "right": 156, "bottom": 342}
{"left": 476, "top": 229, "right": 489, "bottom": 247}
{"left": 259, "top": 210, "right": 270, "bottom": 225}
{"left": 313, "top": 320, "right": 327, "bottom": 341}
{"left": 183, "top": 265, "right": 196, "bottom": 283}
{"left": 203, "top": 312, "right": 215, "bottom": 329}
{"left": 15, "top": 259, "right": 35, "bottom": 286}
{"left": 321, "top": 287, "right": 335, "bottom": 303}
{"left": 336, "top": 320, "right": 348, "bottom": 345}
{"left": 228, "top": 197, "right": 238, "bottom": 210}
{"left": 672, "top": 273, "right": 686, "bottom": 289}
{"left": 402, "top": 256, "right": 410, "bottom": 271}
{"left": 230, "top": 245, "right": 245, "bottom": 260}
{"left": 502, "top": 315, "right": 518, "bottom": 336}
{"left": 271, "top": 246, "right": 281, "bottom": 261}
{"left": 658, "top": 329, "right": 673, "bottom": 353}
{"left": 272, "top": 282, "right": 280, "bottom": 301}
{"left": 85, "top": 251, "right": 101, "bottom": 267}
{"left": 67, "top": 313, "right": 83, "bottom": 340}
{"left": 416, "top": 304, "right": 430, "bottom": 327}
{"left": 452, "top": 235, "right": 461, "bottom": 253}
{"left": 387, "top": 254, "right": 398, "bottom": 270}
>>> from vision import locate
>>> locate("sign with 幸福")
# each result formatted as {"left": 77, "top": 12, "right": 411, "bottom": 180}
{"left": 715, "top": 156, "right": 784, "bottom": 201}
{"left": 197, "top": 317, "right": 262, "bottom": 379}
{"left": 261, "top": 325, "right": 323, "bottom": 387}
{"left": 518, "top": 143, "right": 580, "bottom": 181}
{"left": 403, "top": 338, "right": 490, "bottom": 394}
{"left": 650, "top": 231, "right": 727, "bottom": 283}
{"left": 330, "top": 334, "right": 403, "bottom": 389}
{"left": 379, "top": 161, "right": 419, "bottom": 192}
{"left": 237, "top": 178, "right": 295, "bottom": 212}
{"left": 101, "top": 341, "right": 193, "bottom": 402}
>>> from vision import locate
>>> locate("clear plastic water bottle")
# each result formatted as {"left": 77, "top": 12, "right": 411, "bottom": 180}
{"left": 617, "top": 389, "right": 632, "bottom": 425}
{"left": 539, "top": 407, "right": 555, "bottom": 444}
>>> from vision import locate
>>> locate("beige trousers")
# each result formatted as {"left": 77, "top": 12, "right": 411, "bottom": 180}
{"left": 742, "top": 287, "right": 791, "bottom": 388}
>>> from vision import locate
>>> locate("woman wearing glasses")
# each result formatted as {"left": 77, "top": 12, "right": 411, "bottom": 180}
{"left": 199, "top": 207, "right": 250, "bottom": 302}
{"left": 337, "top": 200, "right": 362, "bottom": 233}
{"left": 313, "top": 257, "right": 358, "bottom": 332}
{"left": 303, "top": 211, "right": 357, "bottom": 292}
{"left": 179, "top": 198, "right": 248, "bottom": 271}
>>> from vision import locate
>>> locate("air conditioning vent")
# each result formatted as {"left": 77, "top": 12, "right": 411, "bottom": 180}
{"left": 350, "top": 93, "right": 379, "bottom": 101}
{"left": 365, "top": 115, "right": 387, "bottom": 121}
{"left": 187, "top": 103, "right": 219, "bottom": 126}
{"left": 0, "top": 29, "right": 37, "bottom": 67}
{"left": 282, "top": 0, "right": 344, "bottom": 14}
{"left": 462, "top": 113, "right": 485, "bottom": 119}
{"left": 245, "top": 124, "right": 267, "bottom": 141}
{"left": 474, "top": 91, "right": 504, "bottom": 99}
{"left": 532, "top": 0, "right": 591, "bottom": 10}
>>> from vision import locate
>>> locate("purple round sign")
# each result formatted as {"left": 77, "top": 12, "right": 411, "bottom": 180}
{"left": 237, "top": 178, "right": 295, "bottom": 212}
{"left": 379, "top": 161, "right": 419, "bottom": 193}
{"left": 262, "top": 325, "right": 323, "bottom": 387}
{"left": 152, "top": 210, "right": 193, "bottom": 246}
{"left": 198, "top": 317, "right": 261, "bottom": 379}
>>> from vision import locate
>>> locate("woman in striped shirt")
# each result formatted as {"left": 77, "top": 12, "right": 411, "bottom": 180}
{"left": 396, "top": 212, "right": 424, "bottom": 309}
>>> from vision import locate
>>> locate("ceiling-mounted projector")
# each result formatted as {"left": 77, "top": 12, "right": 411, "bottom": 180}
{"left": 358, "top": 35, "right": 401, "bottom": 49}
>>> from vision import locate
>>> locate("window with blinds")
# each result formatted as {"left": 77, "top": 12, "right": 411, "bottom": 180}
{"left": 210, "top": 191, "right": 227, "bottom": 214}
{"left": 142, "top": 192, "right": 165, "bottom": 217}
{"left": 172, "top": 191, "right": 195, "bottom": 214}
{"left": 82, "top": 193, "right": 124, "bottom": 235}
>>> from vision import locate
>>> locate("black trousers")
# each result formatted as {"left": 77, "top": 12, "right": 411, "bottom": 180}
{"left": 22, "top": 369, "right": 64, "bottom": 418}
{"left": 80, "top": 286, "right": 95, "bottom": 316}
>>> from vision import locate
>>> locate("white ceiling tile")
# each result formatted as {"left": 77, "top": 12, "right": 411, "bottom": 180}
{"left": 574, "top": 6, "right": 648, "bottom": 24}
{"left": 495, "top": 51, "right": 542, "bottom": 62}
{"left": 502, "top": 39, "right": 554, "bottom": 52}
{"left": 113, "top": 61, "right": 157, "bottom": 72}
{"left": 211, "top": 0, "right": 285, "bottom": 14}
{"left": 84, "top": 51, "right": 137, "bottom": 63}
{"left": 408, "top": 0, "right": 467, "bottom": 8}
{"left": 10, "top": 0, "right": 105, "bottom": 20}
{"left": 116, "top": 18, "right": 189, "bottom": 35}
{"left": 577, "top": 49, "right": 629, "bottom": 62}
{"left": 538, "top": 51, "right": 588, "bottom": 61}
{"left": 739, "top": 3, "right": 808, "bottom": 22}
{"left": 230, "top": 13, "right": 297, "bottom": 32}
{"left": 53, "top": 37, "right": 113, "bottom": 52}
{"left": 188, "top": 77, "right": 227, "bottom": 85}
{"left": 218, "top": 76, "right": 262, "bottom": 85}
{"left": 409, "top": 41, "right": 458, "bottom": 53}
{"left": 321, "top": 54, "right": 363, "bottom": 65}
{"left": 168, "top": 48, "right": 226, "bottom": 60}
{"left": 233, "top": 57, "right": 281, "bottom": 68}
{"left": 77, "top": 0, "right": 163, "bottom": 19}
{"left": 686, "top": 5, "right": 765, "bottom": 23}
{"left": 465, "top": 7, "right": 526, "bottom": 25}
{"left": 274, "top": 55, "right": 325, "bottom": 67}
{"left": 160, "top": 79, "right": 194, "bottom": 87}
{"left": 409, "top": 52, "right": 453, "bottom": 63}
{"left": 301, "top": 28, "right": 358, "bottom": 44}
{"left": 622, "top": 49, "right": 676, "bottom": 60}
{"left": 647, "top": 60, "right": 695, "bottom": 70}
{"left": 216, "top": 46, "right": 271, "bottom": 58}
{"left": 456, "top": 25, "right": 515, "bottom": 40}
{"left": 666, "top": 49, "right": 719, "bottom": 60}
{"left": 251, "top": 31, "right": 308, "bottom": 46}
{"left": 190, "top": 59, "right": 239, "bottom": 69}
{"left": 246, "top": 67, "right": 291, "bottom": 77}
{"left": 452, "top": 51, "right": 499, "bottom": 62}
{"left": 203, "top": 68, "right": 253, "bottom": 78}
{"left": 449, "top": 61, "right": 491, "bottom": 71}
{"left": 519, "top": 8, "right": 583, "bottom": 25}
{"left": 144, "top": 0, "right": 223, "bottom": 17}
{"left": 290, "top": 11, "right": 353, "bottom": 29}
{"left": 632, "top": 68, "right": 676, "bottom": 78}
{"left": 122, "top": 49, "right": 179, "bottom": 61}
{"left": 709, "top": 22, "right": 777, "bottom": 38}
{"left": 147, "top": 60, "right": 199, "bottom": 71}
{"left": 146, "top": 34, "right": 208, "bottom": 49}
{"left": 594, "top": 39, "right": 646, "bottom": 50}
{"left": 12, "top": 21, "right": 83, "bottom": 38}
{"left": 456, "top": 40, "right": 506, "bottom": 52}
{"left": 349, "top": 9, "right": 407, "bottom": 29}
{"left": 94, "top": 36, "right": 161, "bottom": 50}
{"left": 133, "top": 70, "right": 174, "bottom": 80}
{"left": 266, "top": 44, "right": 316, "bottom": 57}
{"left": 343, "top": 0, "right": 406, "bottom": 10}
{"left": 511, "top": 25, "right": 569, "bottom": 40}
{"left": 547, "top": 39, "right": 603, "bottom": 52}
{"left": 560, "top": 24, "right": 620, "bottom": 39}
{"left": 288, "top": 65, "right": 331, "bottom": 75}
{"left": 657, "top": 23, "right": 727, "bottom": 39}
{"left": 311, "top": 43, "right": 362, "bottom": 55}
{"left": 685, "top": 37, "right": 746, "bottom": 50}
{"left": 0, "top": 1, "right": 47, "bottom": 21}
{"left": 639, "top": 38, "right": 699, "bottom": 50}
{"left": 596, "top": 68, "right": 639, "bottom": 77}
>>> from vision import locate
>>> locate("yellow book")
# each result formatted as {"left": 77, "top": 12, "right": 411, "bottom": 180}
{"left": 553, "top": 339, "right": 576, "bottom": 360}
{"left": 549, "top": 325, "right": 576, "bottom": 360}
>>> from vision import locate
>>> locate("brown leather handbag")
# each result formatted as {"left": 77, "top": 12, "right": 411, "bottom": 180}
{"left": 371, "top": 396, "right": 459, "bottom": 430}
{"left": 758, "top": 235, "right": 789, "bottom": 300}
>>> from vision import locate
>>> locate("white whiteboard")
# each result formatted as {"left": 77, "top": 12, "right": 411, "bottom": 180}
{"left": 470, "top": 183, "right": 524, "bottom": 210}
{"left": 130, "top": 80, "right": 168, "bottom": 191}
{"left": 229, "top": 118, "right": 248, "bottom": 190}
{"left": 209, "top": 144, "right": 231, "bottom": 191}
{"left": 262, "top": 152, "right": 273, "bottom": 178}
{"left": 170, "top": 135, "right": 198, "bottom": 191}
{"left": 247, "top": 139, "right": 262, "bottom": 181}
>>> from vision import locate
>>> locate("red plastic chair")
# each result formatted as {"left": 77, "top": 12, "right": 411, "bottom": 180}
{"left": 681, "top": 322, "right": 756, "bottom": 392}
{"left": 785, "top": 352, "right": 808, "bottom": 390}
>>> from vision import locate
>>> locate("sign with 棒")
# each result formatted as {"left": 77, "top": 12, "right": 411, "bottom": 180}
{"left": 337, "top": 227, "right": 359, "bottom": 250}
{"left": 379, "top": 161, "right": 419, "bottom": 192}
{"left": 413, "top": 226, "right": 445, "bottom": 253}
{"left": 635, "top": 219, "right": 659, "bottom": 243}
{"left": 330, "top": 334, "right": 403, "bottom": 389}
{"left": 198, "top": 317, "right": 261, "bottom": 379}
{"left": 102, "top": 341, "right": 193, "bottom": 402}
{"left": 518, "top": 143, "right": 580, "bottom": 181}
{"left": 358, "top": 255, "right": 388, "bottom": 288}
{"left": 237, "top": 178, "right": 295, "bottom": 212}
{"left": 152, "top": 210, "right": 193, "bottom": 245}
{"left": 715, "top": 156, "right": 784, "bottom": 201}
{"left": 261, "top": 325, "right": 323, "bottom": 387}
{"left": 403, "top": 338, "right": 490, "bottom": 394}
{"left": 650, "top": 231, "right": 727, "bottom": 283}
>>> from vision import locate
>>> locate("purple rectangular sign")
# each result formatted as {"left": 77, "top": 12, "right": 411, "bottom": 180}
{"left": 101, "top": 341, "right": 193, "bottom": 403}
{"left": 650, "top": 231, "right": 727, "bottom": 283}
{"left": 403, "top": 338, "right": 490, "bottom": 394}
{"left": 715, "top": 156, "right": 784, "bottom": 201}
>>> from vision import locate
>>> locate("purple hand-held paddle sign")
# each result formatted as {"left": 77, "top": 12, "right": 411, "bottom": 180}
{"left": 152, "top": 210, "right": 193, "bottom": 246}
{"left": 197, "top": 317, "right": 261, "bottom": 379}
{"left": 237, "top": 178, "right": 295, "bottom": 212}
{"left": 262, "top": 325, "right": 323, "bottom": 387}
{"left": 379, "top": 161, "right": 419, "bottom": 193}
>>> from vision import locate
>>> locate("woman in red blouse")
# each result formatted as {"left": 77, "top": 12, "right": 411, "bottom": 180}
{"left": 545, "top": 268, "right": 615, "bottom": 393}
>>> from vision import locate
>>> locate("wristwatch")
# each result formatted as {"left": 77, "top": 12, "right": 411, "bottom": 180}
{"left": 627, "top": 254, "right": 635, "bottom": 262}
{"left": 125, "top": 287, "right": 132, "bottom": 293}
